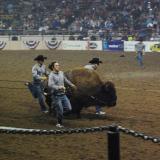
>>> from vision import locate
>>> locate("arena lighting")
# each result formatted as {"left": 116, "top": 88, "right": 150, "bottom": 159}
{"left": 147, "top": 1, "right": 151, "bottom": 9}
{"left": 147, "top": 1, "right": 153, "bottom": 17}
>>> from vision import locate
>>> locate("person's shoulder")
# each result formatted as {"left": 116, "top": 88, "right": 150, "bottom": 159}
{"left": 59, "top": 71, "right": 64, "bottom": 74}
{"left": 32, "top": 63, "right": 37, "bottom": 67}
{"left": 49, "top": 71, "right": 54, "bottom": 76}
{"left": 42, "top": 64, "right": 46, "bottom": 68}
{"left": 84, "top": 64, "right": 94, "bottom": 70}
{"left": 32, "top": 64, "right": 38, "bottom": 69}
{"left": 84, "top": 64, "right": 91, "bottom": 68}
{"left": 84, "top": 64, "right": 89, "bottom": 67}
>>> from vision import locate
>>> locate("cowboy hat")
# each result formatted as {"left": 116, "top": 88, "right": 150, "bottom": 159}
{"left": 89, "top": 58, "right": 102, "bottom": 65}
{"left": 34, "top": 55, "right": 47, "bottom": 61}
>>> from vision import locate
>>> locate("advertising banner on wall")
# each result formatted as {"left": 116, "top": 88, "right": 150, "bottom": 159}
{"left": 61, "top": 41, "right": 87, "bottom": 50}
{"left": 0, "top": 40, "right": 103, "bottom": 51}
{"left": 61, "top": 41, "right": 103, "bottom": 51}
{"left": 86, "top": 41, "right": 103, "bottom": 51}
{"left": 124, "top": 41, "right": 160, "bottom": 52}
{"left": 124, "top": 41, "right": 138, "bottom": 52}
{"left": 0, "top": 41, "right": 6, "bottom": 50}
{"left": 103, "top": 40, "right": 124, "bottom": 51}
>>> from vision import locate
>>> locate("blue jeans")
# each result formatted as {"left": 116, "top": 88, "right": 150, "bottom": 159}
{"left": 27, "top": 83, "right": 47, "bottom": 111}
{"left": 95, "top": 106, "right": 102, "bottom": 113}
{"left": 51, "top": 94, "right": 72, "bottom": 124}
{"left": 137, "top": 51, "right": 143, "bottom": 66}
{"left": 27, "top": 82, "right": 37, "bottom": 98}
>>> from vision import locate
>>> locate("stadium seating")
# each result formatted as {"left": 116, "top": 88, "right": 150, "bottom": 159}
{"left": 0, "top": 0, "right": 159, "bottom": 39}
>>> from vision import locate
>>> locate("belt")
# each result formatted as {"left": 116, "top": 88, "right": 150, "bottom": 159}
{"left": 53, "top": 93, "right": 65, "bottom": 96}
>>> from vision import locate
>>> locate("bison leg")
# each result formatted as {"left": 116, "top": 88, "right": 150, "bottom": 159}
{"left": 76, "top": 112, "right": 81, "bottom": 119}
{"left": 45, "top": 96, "right": 57, "bottom": 116}
{"left": 44, "top": 95, "right": 53, "bottom": 115}
{"left": 71, "top": 105, "right": 83, "bottom": 118}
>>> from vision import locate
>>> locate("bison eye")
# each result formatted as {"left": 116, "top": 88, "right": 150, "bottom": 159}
{"left": 105, "top": 84, "right": 111, "bottom": 92}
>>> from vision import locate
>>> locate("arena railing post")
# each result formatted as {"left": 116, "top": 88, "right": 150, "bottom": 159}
{"left": 108, "top": 125, "right": 120, "bottom": 160}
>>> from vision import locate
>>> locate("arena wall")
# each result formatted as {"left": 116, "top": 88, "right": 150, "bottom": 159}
{"left": 124, "top": 41, "right": 160, "bottom": 52}
{"left": 0, "top": 39, "right": 102, "bottom": 51}
{"left": 0, "top": 35, "right": 159, "bottom": 52}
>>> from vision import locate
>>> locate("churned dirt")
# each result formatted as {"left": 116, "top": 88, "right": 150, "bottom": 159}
{"left": 0, "top": 50, "right": 160, "bottom": 160}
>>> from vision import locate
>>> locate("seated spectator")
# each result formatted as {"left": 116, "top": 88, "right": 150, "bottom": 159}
{"left": 0, "top": 0, "right": 159, "bottom": 40}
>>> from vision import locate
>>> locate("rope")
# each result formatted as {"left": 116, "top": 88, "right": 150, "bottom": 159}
{"left": 0, "top": 79, "right": 28, "bottom": 90}
{"left": 0, "top": 125, "right": 110, "bottom": 135}
{"left": 0, "top": 87, "right": 27, "bottom": 90}
{"left": 118, "top": 126, "right": 160, "bottom": 144}
{"left": 0, "top": 80, "right": 27, "bottom": 83}
{"left": 0, "top": 125, "right": 159, "bottom": 144}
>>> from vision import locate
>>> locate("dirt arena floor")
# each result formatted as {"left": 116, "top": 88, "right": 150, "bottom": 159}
{"left": 0, "top": 50, "right": 160, "bottom": 160}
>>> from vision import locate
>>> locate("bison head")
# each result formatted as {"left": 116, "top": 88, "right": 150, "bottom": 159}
{"left": 98, "top": 81, "right": 117, "bottom": 107}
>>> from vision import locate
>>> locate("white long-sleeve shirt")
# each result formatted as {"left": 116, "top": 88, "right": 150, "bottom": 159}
{"left": 135, "top": 42, "right": 145, "bottom": 52}
{"left": 32, "top": 63, "right": 49, "bottom": 83}
{"left": 84, "top": 64, "right": 96, "bottom": 70}
{"left": 48, "top": 71, "right": 73, "bottom": 95}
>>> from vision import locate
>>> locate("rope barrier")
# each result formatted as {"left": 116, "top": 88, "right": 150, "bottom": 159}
{"left": 118, "top": 126, "right": 160, "bottom": 144}
{"left": 1, "top": 79, "right": 160, "bottom": 93}
{"left": 0, "top": 125, "right": 159, "bottom": 144}
{"left": 0, "top": 79, "right": 27, "bottom": 90}
{"left": 0, "top": 125, "right": 110, "bottom": 135}
{"left": 0, "top": 80, "right": 27, "bottom": 83}
{"left": 0, "top": 87, "right": 27, "bottom": 90}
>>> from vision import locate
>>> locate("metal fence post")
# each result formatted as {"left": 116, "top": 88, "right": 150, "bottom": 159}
{"left": 108, "top": 125, "right": 120, "bottom": 160}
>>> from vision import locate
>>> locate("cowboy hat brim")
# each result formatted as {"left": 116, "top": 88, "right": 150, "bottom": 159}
{"left": 34, "top": 56, "right": 47, "bottom": 61}
{"left": 89, "top": 60, "right": 102, "bottom": 64}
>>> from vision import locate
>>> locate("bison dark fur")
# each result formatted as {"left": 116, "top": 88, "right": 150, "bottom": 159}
{"left": 45, "top": 68, "right": 117, "bottom": 117}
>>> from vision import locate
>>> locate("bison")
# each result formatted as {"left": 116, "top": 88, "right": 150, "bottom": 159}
{"left": 45, "top": 68, "right": 117, "bottom": 117}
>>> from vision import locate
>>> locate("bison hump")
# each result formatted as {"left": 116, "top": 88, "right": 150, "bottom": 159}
{"left": 65, "top": 68, "right": 103, "bottom": 96}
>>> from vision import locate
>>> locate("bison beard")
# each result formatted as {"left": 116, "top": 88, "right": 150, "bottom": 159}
{"left": 45, "top": 68, "right": 117, "bottom": 117}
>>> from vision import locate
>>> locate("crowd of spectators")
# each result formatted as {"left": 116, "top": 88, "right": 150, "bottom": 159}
{"left": 0, "top": 0, "right": 160, "bottom": 40}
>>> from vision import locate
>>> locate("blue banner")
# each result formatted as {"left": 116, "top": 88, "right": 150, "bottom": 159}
{"left": 103, "top": 40, "right": 124, "bottom": 51}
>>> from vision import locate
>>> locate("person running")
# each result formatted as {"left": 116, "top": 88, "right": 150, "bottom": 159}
{"left": 26, "top": 55, "right": 49, "bottom": 113}
{"left": 48, "top": 61, "right": 76, "bottom": 128}
{"left": 84, "top": 58, "right": 106, "bottom": 115}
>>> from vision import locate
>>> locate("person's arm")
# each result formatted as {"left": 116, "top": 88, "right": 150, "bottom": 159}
{"left": 142, "top": 44, "right": 145, "bottom": 55}
{"left": 135, "top": 44, "right": 139, "bottom": 57}
{"left": 32, "top": 65, "right": 47, "bottom": 81}
{"left": 32, "top": 66, "right": 41, "bottom": 80}
{"left": 63, "top": 73, "right": 76, "bottom": 89}
{"left": 135, "top": 44, "right": 138, "bottom": 53}
{"left": 44, "top": 65, "right": 50, "bottom": 77}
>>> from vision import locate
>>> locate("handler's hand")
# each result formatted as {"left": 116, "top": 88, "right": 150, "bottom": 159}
{"left": 59, "top": 86, "right": 66, "bottom": 90}
{"left": 40, "top": 76, "right": 47, "bottom": 80}
{"left": 71, "top": 84, "right": 77, "bottom": 90}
